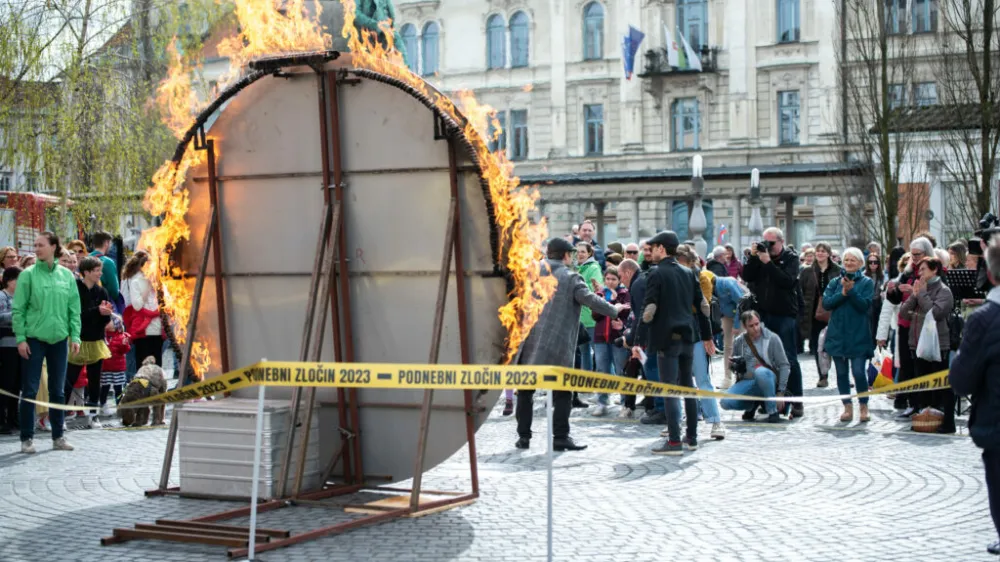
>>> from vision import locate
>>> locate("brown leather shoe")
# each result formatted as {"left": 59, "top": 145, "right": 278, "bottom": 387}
{"left": 859, "top": 404, "right": 871, "bottom": 422}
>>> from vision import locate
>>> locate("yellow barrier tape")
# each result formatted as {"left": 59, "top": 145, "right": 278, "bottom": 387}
{"left": 0, "top": 362, "right": 950, "bottom": 412}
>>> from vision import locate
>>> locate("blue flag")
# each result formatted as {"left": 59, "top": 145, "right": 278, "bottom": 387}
{"left": 622, "top": 25, "right": 645, "bottom": 80}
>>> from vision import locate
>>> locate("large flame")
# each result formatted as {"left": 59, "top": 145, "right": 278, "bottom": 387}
{"left": 140, "top": 0, "right": 554, "bottom": 377}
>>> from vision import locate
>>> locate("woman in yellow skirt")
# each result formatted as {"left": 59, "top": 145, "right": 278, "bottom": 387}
{"left": 64, "top": 256, "right": 114, "bottom": 429}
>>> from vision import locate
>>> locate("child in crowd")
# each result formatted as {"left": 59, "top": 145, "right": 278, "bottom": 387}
{"left": 67, "top": 366, "right": 88, "bottom": 420}
{"left": 101, "top": 317, "right": 130, "bottom": 416}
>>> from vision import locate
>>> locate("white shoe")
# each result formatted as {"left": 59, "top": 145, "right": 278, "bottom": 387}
{"left": 52, "top": 437, "right": 74, "bottom": 451}
{"left": 87, "top": 416, "right": 102, "bottom": 430}
{"left": 618, "top": 407, "right": 634, "bottom": 419}
{"left": 101, "top": 404, "right": 113, "bottom": 417}
{"left": 720, "top": 376, "right": 733, "bottom": 390}
{"left": 590, "top": 404, "right": 608, "bottom": 417}
{"left": 710, "top": 422, "right": 726, "bottom": 440}
{"left": 21, "top": 439, "right": 35, "bottom": 454}
{"left": 38, "top": 418, "right": 51, "bottom": 432}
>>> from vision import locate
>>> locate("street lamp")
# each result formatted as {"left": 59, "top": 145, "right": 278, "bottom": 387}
{"left": 688, "top": 154, "right": 708, "bottom": 258}
{"left": 748, "top": 167, "right": 764, "bottom": 240}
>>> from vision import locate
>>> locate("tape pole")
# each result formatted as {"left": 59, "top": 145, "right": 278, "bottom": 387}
{"left": 247, "top": 361, "right": 267, "bottom": 562}
{"left": 546, "top": 390, "right": 553, "bottom": 562}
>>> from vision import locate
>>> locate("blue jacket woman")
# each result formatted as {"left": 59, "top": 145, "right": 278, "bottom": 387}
{"left": 822, "top": 248, "right": 875, "bottom": 423}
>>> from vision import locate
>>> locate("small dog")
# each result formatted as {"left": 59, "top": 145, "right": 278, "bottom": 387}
{"left": 119, "top": 356, "right": 168, "bottom": 427}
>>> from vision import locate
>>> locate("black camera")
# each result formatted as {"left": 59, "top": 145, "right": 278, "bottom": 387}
{"left": 730, "top": 356, "right": 748, "bottom": 377}
{"left": 969, "top": 212, "right": 1000, "bottom": 256}
{"left": 755, "top": 240, "right": 774, "bottom": 253}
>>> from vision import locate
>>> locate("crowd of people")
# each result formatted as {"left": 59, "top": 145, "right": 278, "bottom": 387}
{"left": 514, "top": 219, "right": 991, "bottom": 455}
{"left": 0, "top": 232, "right": 171, "bottom": 454}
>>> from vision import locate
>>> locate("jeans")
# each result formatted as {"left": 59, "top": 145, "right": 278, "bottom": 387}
{"left": 984, "top": 449, "right": 1000, "bottom": 541}
{"left": 20, "top": 338, "right": 69, "bottom": 442}
{"left": 578, "top": 327, "right": 595, "bottom": 371}
{"left": 692, "top": 341, "right": 720, "bottom": 423}
{"left": 721, "top": 316, "right": 736, "bottom": 380}
{"left": 657, "top": 341, "right": 697, "bottom": 442}
{"left": 720, "top": 367, "right": 778, "bottom": 414}
{"left": 833, "top": 356, "right": 869, "bottom": 405}
{"left": 516, "top": 389, "right": 572, "bottom": 440}
{"left": 125, "top": 347, "right": 136, "bottom": 383}
{"left": 66, "top": 359, "right": 104, "bottom": 411}
{"left": 642, "top": 352, "right": 665, "bottom": 413}
{"left": 760, "top": 313, "right": 803, "bottom": 399}
{"left": 593, "top": 342, "right": 627, "bottom": 405}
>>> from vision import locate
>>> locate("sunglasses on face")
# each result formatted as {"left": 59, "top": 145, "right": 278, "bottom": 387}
{"left": 626, "top": 250, "right": 638, "bottom": 254}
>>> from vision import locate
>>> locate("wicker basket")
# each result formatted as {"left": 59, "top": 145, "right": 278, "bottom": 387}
{"left": 911, "top": 408, "right": 944, "bottom": 433}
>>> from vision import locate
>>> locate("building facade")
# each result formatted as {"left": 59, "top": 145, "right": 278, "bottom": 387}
{"left": 397, "top": 0, "right": 860, "bottom": 250}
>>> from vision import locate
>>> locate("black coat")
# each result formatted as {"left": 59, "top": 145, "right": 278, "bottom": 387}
{"left": 625, "top": 267, "right": 650, "bottom": 347}
{"left": 742, "top": 247, "right": 801, "bottom": 316}
{"left": 706, "top": 259, "right": 728, "bottom": 278}
{"left": 77, "top": 279, "right": 111, "bottom": 342}
{"left": 951, "top": 295, "right": 1000, "bottom": 449}
{"left": 638, "top": 257, "right": 712, "bottom": 352}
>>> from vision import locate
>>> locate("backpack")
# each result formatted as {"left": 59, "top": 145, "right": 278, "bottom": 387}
{"left": 710, "top": 295, "right": 723, "bottom": 335}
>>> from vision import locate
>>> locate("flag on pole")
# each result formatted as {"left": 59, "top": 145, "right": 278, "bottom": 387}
{"left": 622, "top": 25, "right": 645, "bottom": 80}
{"left": 663, "top": 25, "right": 680, "bottom": 68}
{"left": 678, "top": 29, "right": 703, "bottom": 72}
{"left": 718, "top": 224, "right": 728, "bottom": 244}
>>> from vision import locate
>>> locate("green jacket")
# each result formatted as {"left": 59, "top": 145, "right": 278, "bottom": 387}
{"left": 12, "top": 261, "right": 81, "bottom": 345}
{"left": 89, "top": 250, "right": 119, "bottom": 301}
{"left": 577, "top": 257, "right": 603, "bottom": 328}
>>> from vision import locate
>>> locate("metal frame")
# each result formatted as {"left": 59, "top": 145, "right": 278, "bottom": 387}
{"left": 112, "top": 69, "right": 482, "bottom": 559}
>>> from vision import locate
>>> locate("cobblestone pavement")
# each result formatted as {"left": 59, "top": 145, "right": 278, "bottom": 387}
{"left": 0, "top": 356, "right": 993, "bottom": 562}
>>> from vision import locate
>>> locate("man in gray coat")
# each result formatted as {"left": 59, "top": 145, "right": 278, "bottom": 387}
{"left": 515, "top": 237, "right": 625, "bottom": 451}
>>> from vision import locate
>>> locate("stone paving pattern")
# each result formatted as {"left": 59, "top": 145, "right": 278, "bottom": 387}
{"left": 0, "top": 356, "right": 993, "bottom": 561}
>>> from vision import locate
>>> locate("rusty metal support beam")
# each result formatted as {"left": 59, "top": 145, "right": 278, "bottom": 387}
{"left": 154, "top": 520, "right": 289, "bottom": 538}
{"left": 155, "top": 202, "right": 217, "bottom": 492}
{"left": 205, "top": 140, "right": 230, "bottom": 374}
{"left": 189, "top": 499, "right": 285, "bottom": 523}
{"left": 105, "top": 528, "right": 248, "bottom": 548}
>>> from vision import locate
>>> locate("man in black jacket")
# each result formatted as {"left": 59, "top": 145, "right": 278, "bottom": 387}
{"left": 634, "top": 231, "right": 715, "bottom": 455}
{"left": 619, "top": 259, "right": 665, "bottom": 422}
{"left": 951, "top": 238, "right": 1000, "bottom": 556}
{"left": 741, "top": 227, "right": 804, "bottom": 417}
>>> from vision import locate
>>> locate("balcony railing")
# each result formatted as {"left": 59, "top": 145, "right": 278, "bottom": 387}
{"left": 638, "top": 45, "right": 720, "bottom": 77}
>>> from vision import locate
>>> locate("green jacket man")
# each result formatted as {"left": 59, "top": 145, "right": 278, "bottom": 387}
{"left": 13, "top": 261, "right": 81, "bottom": 345}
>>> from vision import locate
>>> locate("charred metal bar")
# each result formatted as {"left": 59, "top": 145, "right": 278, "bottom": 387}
{"left": 293, "top": 204, "right": 342, "bottom": 498}
{"left": 247, "top": 50, "right": 340, "bottom": 73}
{"left": 189, "top": 499, "right": 285, "bottom": 523}
{"left": 206, "top": 140, "right": 230, "bottom": 373}
{"left": 409, "top": 197, "right": 458, "bottom": 511}
{"left": 108, "top": 528, "right": 248, "bottom": 548}
{"left": 156, "top": 205, "right": 217, "bottom": 492}
{"left": 133, "top": 523, "right": 272, "bottom": 543}
{"left": 327, "top": 71, "right": 364, "bottom": 486}
{"left": 154, "top": 520, "right": 289, "bottom": 538}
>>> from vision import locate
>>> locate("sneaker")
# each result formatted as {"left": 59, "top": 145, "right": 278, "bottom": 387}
{"left": 65, "top": 411, "right": 76, "bottom": 420}
{"left": 790, "top": 404, "right": 804, "bottom": 419}
{"left": 719, "top": 376, "right": 733, "bottom": 390}
{"left": 502, "top": 399, "right": 513, "bottom": 417}
{"left": 88, "top": 416, "right": 103, "bottom": 430}
{"left": 742, "top": 409, "right": 756, "bottom": 421}
{"left": 590, "top": 404, "right": 608, "bottom": 417}
{"left": 987, "top": 541, "right": 1000, "bottom": 555}
{"left": 618, "top": 407, "right": 634, "bottom": 419}
{"left": 766, "top": 413, "right": 783, "bottom": 423}
{"left": 710, "top": 422, "right": 726, "bottom": 440}
{"left": 640, "top": 410, "right": 667, "bottom": 425}
{"left": 101, "top": 404, "right": 113, "bottom": 417}
{"left": 816, "top": 376, "right": 829, "bottom": 388}
{"left": 21, "top": 439, "right": 35, "bottom": 454}
{"left": 684, "top": 436, "right": 698, "bottom": 450}
{"left": 38, "top": 416, "right": 51, "bottom": 432}
{"left": 52, "top": 437, "right": 74, "bottom": 451}
{"left": 652, "top": 440, "right": 684, "bottom": 456}
{"left": 895, "top": 407, "right": 915, "bottom": 420}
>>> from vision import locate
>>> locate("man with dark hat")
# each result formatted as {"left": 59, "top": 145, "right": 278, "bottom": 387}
{"left": 515, "top": 237, "right": 626, "bottom": 451}
{"left": 633, "top": 230, "right": 715, "bottom": 456}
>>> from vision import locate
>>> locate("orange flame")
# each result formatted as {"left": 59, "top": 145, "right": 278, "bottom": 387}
{"left": 142, "top": 0, "right": 555, "bottom": 377}
{"left": 342, "top": 0, "right": 557, "bottom": 362}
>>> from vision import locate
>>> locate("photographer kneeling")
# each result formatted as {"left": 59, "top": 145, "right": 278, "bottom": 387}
{"left": 720, "top": 310, "right": 790, "bottom": 423}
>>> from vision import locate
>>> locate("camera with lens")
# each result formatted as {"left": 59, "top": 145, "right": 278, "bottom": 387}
{"left": 754, "top": 240, "right": 774, "bottom": 253}
{"left": 730, "top": 356, "right": 748, "bottom": 378}
{"left": 969, "top": 212, "right": 1000, "bottom": 256}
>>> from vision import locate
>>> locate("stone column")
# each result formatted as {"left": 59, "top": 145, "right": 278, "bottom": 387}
{"left": 689, "top": 155, "right": 708, "bottom": 258}
{"left": 630, "top": 198, "right": 641, "bottom": 241}
{"left": 595, "top": 201, "right": 607, "bottom": 244}
{"left": 549, "top": 0, "right": 568, "bottom": 156}
{"left": 748, "top": 168, "right": 764, "bottom": 239}
{"left": 732, "top": 196, "right": 743, "bottom": 249}
{"left": 784, "top": 197, "right": 795, "bottom": 247}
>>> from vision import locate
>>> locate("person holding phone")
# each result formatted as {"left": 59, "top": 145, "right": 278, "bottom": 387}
{"left": 885, "top": 236, "right": 934, "bottom": 417}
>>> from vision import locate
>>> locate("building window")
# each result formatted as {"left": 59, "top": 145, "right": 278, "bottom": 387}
{"left": 421, "top": 22, "right": 440, "bottom": 76}
{"left": 912, "top": 0, "right": 937, "bottom": 33}
{"left": 885, "top": 0, "right": 906, "bottom": 34}
{"left": 778, "top": 90, "right": 801, "bottom": 145}
{"left": 486, "top": 14, "right": 506, "bottom": 69}
{"left": 584, "top": 104, "right": 604, "bottom": 156}
{"left": 914, "top": 82, "right": 938, "bottom": 106}
{"left": 671, "top": 98, "right": 701, "bottom": 151}
{"left": 677, "top": 0, "right": 708, "bottom": 51}
{"left": 888, "top": 83, "right": 906, "bottom": 109}
{"left": 510, "top": 11, "right": 530, "bottom": 68}
{"left": 488, "top": 111, "right": 507, "bottom": 154}
{"left": 0, "top": 173, "right": 11, "bottom": 191}
{"left": 24, "top": 173, "right": 38, "bottom": 192}
{"left": 670, "top": 200, "right": 714, "bottom": 243}
{"left": 777, "top": 0, "right": 800, "bottom": 43}
{"left": 583, "top": 2, "right": 604, "bottom": 60}
{"left": 401, "top": 24, "right": 419, "bottom": 73}
{"left": 511, "top": 109, "right": 529, "bottom": 161}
